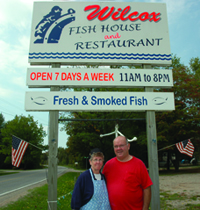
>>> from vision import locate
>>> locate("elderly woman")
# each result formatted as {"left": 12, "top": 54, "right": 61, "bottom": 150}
{"left": 71, "top": 148, "right": 111, "bottom": 210}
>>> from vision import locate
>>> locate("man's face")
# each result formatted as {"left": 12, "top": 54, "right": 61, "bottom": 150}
{"left": 113, "top": 136, "right": 130, "bottom": 161}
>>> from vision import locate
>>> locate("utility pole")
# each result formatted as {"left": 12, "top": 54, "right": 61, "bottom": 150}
{"left": 47, "top": 63, "right": 60, "bottom": 210}
{"left": 144, "top": 64, "right": 160, "bottom": 210}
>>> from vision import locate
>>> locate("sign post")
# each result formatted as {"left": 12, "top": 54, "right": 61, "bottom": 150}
{"left": 144, "top": 65, "right": 161, "bottom": 209}
{"left": 47, "top": 64, "right": 60, "bottom": 210}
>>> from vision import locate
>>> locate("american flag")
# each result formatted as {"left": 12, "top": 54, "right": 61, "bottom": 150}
{"left": 176, "top": 139, "right": 195, "bottom": 157}
{"left": 12, "top": 136, "right": 29, "bottom": 167}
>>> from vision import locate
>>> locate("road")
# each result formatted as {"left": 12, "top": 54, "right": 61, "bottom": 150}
{"left": 0, "top": 166, "right": 82, "bottom": 207}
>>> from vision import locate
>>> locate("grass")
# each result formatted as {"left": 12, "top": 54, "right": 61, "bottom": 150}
{"left": 160, "top": 191, "right": 200, "bottom": 210}
{"left": 0, "top": 171, "right": 19, "bottom": 176}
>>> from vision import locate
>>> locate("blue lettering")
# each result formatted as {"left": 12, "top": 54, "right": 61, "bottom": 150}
{"left": 91, "top": 96, "right": 127, "bottom": 105}
{"left": 130, "top": 96, "right": 148, "bottom": 106}
{"left": 53, "top": 96, "right": 79, "bottom": 105}
{"left": 91, "top": 96, "right": 96, "bottom": 105}
{"left": 54, "top": 96, "right": 59, "bottom": 105}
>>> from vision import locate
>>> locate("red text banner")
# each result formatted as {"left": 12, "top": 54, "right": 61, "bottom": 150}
{"left": 27, "top": 68, "right": 173, "bottom": 88}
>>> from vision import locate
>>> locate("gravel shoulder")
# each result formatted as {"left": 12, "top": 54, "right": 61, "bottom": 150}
{"left": 159, "top": 168, "right": 200, "bottom": 209}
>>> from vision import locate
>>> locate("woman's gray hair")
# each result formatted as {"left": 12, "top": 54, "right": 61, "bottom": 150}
{"left": 89, "top": 152, "right": 104, "bottom": 161}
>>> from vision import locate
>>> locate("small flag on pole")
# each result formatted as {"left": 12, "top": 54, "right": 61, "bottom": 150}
{"left": 12, "top": 136, "right": 29, "bottom": 167}
{"left": 176, "top": 139, "right": 194, "bottom": 157}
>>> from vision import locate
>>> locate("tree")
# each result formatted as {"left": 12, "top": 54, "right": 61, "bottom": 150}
{"left": 0, "top": 113, "right": 6, "bottom": 168}
{"left": 0, "top": 115, "right": 47, "bottom": 169}
{"left": 189, "top": 57, "right": 200, "bottom": 76}
{"left": 57, "top": 147, "right": 69, "bottom": 165}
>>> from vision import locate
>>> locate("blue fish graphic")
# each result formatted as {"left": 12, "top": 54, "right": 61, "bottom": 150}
{"left": 152, "top": 97, "right": 168, "bottom": 105}
{"left": 31, "top": 97, "right": 48, "bottom": 105}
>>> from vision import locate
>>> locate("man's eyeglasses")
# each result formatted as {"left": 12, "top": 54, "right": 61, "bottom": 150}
{"left": 113, "top": 144, "right": 127, "bottom": 149}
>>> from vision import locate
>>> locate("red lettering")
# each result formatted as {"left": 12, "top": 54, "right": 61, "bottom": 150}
{"left": 91, "top": 72, "right": 114, "bottom": 81}
{"left": 55, "top": 72, "right": 59, "bottom": 80}
{"left": 72, "top": 73, "right": 76, "bottom": 80}
{"left": 84, "top": 5, "right": 100, "bottom": 20}
{"left": 41, "top": 72, "right": 46, "bottom": 80}
{"left": 119, "top": 6, "right": 130, "bottom": 21}
{"left": 129, "top": 11, "right": 139, "bottom": 21}
{"left": 37, "top": 72, "right": 41, "bottom": 79}
{"left": 47, "top": 72, "right": 52, "bottom": 80}
{"left": 61, "top": 72, "right": 66, "bottom": 80}
{"left": 83, "top": 73, "right": 89, "bottom": 81}
{"left": 98, "top": 6, "right": 115, "bottom": 21}
{"left": 104, "top": 32, "right": 121, "bottom": 40}
{"left": 77, "top": 72, "right": 82, "bottom": 81}
{"left": 84, "top": 5, "right": 161, "bottom": 22}
{"left": 104, "top": 73, "right": 108, "bottom": 81}
{"left": 91, "top": 73, "right": 98, "bottom": 81}
{"left": 112, "top": 8, "right": 121, "bottom": 20}
{"left": 67, "top": 73, "right": 72, "bottom": 80}
{"left": 30, "top": 72, "right": 36, "bottom": 80}
{"left": 99, "top": 73, "right": 103, "bottom": 81}
{"left": 149, "top": 12, "right": 161, "bottom": 22}
{"left": 109, "top": 73, "right": 114, "bottom": 81}
{"left": 139, "top": 12, "right": 149, "bottom": 21}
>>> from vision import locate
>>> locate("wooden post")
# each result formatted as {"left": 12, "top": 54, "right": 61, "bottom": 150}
{"left": 144, "top": 64, "right": 161, "bottom": 210}
{"left": 48, "top": 63, "right": 60, "bottom": 210}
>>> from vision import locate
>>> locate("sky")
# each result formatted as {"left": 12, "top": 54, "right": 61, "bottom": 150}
{"left": 0, "top": 0, "right": 200, "bottom": 148}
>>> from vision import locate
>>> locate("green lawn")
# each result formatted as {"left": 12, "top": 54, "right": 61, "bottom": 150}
{"left": 0, "top": 171, "right": 19, "bottom": 176}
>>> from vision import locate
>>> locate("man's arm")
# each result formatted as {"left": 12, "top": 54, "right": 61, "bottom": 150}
{"left": 142, "top": 186, "right": 151, "bottom": 210}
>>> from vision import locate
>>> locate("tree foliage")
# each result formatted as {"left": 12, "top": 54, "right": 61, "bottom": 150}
{"left": 0, "top": 113, "right": 6, "bottom": 168}
{"left": 0, "top": 115, "right": 47, "bottom": 169}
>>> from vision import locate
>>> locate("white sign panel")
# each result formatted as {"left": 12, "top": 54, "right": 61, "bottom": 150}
{"left": 27, "top": 68, "right": 173, "bottom": 88}
{"left": 25, "top": 91, "right": 175, "bottom": 111}
{"left": 29, "top": 2, "right": 171, "bottom": 66}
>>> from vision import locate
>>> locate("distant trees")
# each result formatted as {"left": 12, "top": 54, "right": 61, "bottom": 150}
{"left": 0, "top": 113, "right": 6, "bottom": 168}
{"left": 0, "top": 115, "right": 47, "bottom": 169}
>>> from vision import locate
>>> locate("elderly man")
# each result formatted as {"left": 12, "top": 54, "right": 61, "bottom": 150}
{"left": 103, "top": 136, "right": 153, "bottom": 210}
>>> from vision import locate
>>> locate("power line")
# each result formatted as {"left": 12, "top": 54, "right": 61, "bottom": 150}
{"left": 59, "top": 118, "right": 145, "bottom": 122}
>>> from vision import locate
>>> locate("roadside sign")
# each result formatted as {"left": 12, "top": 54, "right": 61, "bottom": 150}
{"left": 27, "top": 68, "right": 173, "bottom": 88}
{"left": 29, "top": 2, "right": 171, "bottom": 66}
{"left": 25, "top": 91, "right": 175, "bottom": 111}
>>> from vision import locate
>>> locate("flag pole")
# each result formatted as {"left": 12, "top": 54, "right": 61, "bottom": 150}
{"left": 158, "top": 137, "right": 194, "bottom": 152}
{"left": 12, "top": 134, "right": 44, "bottom": 151}
{"left": 158, "top": 143, "right": 176, "bottom": 151}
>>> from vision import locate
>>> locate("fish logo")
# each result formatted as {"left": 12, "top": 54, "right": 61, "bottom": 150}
{"left": 31, "top": 97, "right": 48, "bottom": 105}
{"left": 34, "top": 6, "right": 75, "bottom": 43}
{"left": 152, "top": 97, "right": 168, "bottom": 105}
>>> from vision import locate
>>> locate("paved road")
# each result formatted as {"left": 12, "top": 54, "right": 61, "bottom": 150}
{"left": 0, "top": 166, "right": 67, "bottom": 196}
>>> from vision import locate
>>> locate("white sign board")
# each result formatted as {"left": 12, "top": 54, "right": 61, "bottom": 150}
{"left": 29, "top": 2, "right": 171, "bottom": 66}
{"left": 27, "top": 68, "right": 173, "bottom": 88}
{"left": 25, "top": 91, "right": 175, "bottom": 111}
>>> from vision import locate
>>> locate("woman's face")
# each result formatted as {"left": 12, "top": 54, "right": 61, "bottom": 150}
{"left": 89, "top": 155, "right": 104, "bottom": 174}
